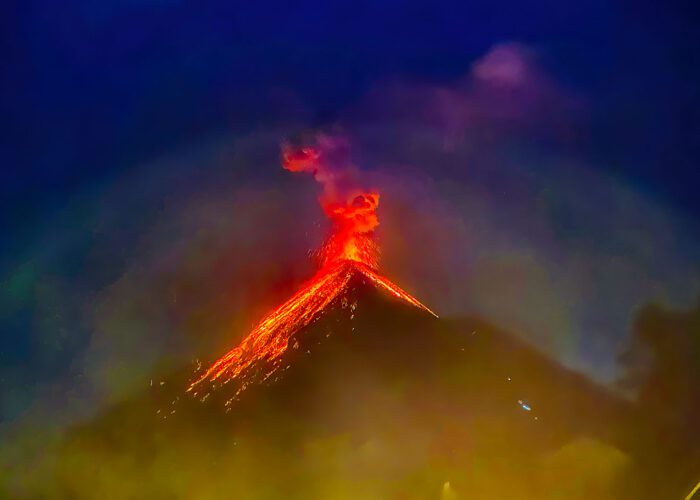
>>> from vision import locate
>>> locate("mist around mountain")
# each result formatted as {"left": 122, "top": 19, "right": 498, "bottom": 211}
{"left": 3, "top": 277, "right": 697, "bottom": 499}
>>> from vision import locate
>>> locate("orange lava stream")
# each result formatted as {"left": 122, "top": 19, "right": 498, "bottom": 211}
{"left": 355, "top": 262, "right": 438, "bottom": 318}
{"left": 189, "top": 261, "right": 352, "bottom": 390}
{"left": 188, "top": 258, "right": 436, "bottom": 391}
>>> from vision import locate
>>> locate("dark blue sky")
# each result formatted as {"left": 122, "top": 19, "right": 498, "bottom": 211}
{"left": 3, "top": 1, "right": 699, "bottom": 214}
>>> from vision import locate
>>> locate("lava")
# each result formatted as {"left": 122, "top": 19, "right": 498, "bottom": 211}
{"left": 189, "top": 137, "right": 436, "bottom": 394}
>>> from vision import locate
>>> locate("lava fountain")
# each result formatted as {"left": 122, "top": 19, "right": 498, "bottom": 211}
{"left": 188, "top": 135, "right": 436, "bottom": 395}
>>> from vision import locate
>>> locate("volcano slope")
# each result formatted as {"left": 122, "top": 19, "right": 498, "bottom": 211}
{"left": 6, "top": 272, "right": 676, "bottom": 499}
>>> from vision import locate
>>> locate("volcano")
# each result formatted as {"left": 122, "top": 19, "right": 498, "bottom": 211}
{"left": 6, "top": 139, "right": 695, "bottom": 499}
{"left": 188, "top": 136, "right": 437, "bottom": 397}
{"left": 39, "top": 281, "right": 651, "bottom": 499}
{"left": 16, "top": 136, "right": 692, "bottom": 499}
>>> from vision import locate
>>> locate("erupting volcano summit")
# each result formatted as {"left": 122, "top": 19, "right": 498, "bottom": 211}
{"left": 189, "top": 135, "right": 436, "bottom": 395}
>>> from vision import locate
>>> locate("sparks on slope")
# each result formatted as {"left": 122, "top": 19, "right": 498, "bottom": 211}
{"left": 188, "top": 138, "right": 436, "bottom": 394}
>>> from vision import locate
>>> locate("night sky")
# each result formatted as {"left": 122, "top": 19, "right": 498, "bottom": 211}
{"left": 2, "top": 0, "right": 700, "bottom": 435}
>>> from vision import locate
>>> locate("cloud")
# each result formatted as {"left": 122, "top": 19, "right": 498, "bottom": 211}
{"left": 350, "top": 42, "right": 583, "bottom": 153}
{"left": 339, "top": 42, "right": 699, "bottom": 377}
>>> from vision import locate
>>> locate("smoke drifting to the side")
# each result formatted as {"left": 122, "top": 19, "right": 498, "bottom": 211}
{"left": 282, "top": 135, "right": 381, "bottom": 267}
{"left": 281, "top": 134, "right": 371, "bottom": 215}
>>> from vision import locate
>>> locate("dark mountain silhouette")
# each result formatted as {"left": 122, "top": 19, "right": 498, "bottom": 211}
{"left": 10, "top": 278, "right": 696, "bottom": 499}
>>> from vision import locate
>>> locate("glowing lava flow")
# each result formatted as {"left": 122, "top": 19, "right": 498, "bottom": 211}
{"left": 188, "top": 140, "right": 436, "bottom": 394}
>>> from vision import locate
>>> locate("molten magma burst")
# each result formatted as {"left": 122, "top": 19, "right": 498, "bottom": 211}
{"left": 320, "top": 194, "right": 380, "bottom": 268}
{"left": 188, "top": 142, "right": 436, "bottom": 393}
